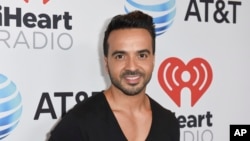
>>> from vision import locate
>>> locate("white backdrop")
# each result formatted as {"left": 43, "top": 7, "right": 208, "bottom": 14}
{"left": 0, "top": 0, "right": 249, "bottom": 141}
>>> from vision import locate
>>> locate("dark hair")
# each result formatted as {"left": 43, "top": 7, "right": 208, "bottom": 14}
{"left": 103, "top": 10, "right": 155, "bottom": 57}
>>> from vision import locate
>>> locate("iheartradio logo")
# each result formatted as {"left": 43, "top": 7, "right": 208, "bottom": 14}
{"left": 158, "top": 57, "right": 213, "bottom": 107}
{"left": 24, "top": 0, "right": 50, "bottom": 4}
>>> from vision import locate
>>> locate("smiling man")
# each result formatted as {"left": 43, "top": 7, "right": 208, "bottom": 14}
{"left": 48, "top": 10, "right": 180, "bottom": 141}
{"left": 105, "top": 28, "right": 154, "bottom": 96}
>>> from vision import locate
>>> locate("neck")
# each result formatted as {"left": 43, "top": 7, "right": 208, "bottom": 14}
{"left": 104, "top": 86, "right": 150, "bottom": 112}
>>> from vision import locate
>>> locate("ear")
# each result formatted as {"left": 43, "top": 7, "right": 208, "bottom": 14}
{"left": 104, "top": 57, "right": 108, "bottom": 73}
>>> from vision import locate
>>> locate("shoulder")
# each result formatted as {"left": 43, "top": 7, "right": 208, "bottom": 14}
{"left": 60, "top": 91, "right": 107, "bottom": 125}
{"left": 149, "top": 96, "right": 175, "bottom": 117}
{"left": 148, "top": 96, "right": 180, "bottom": 141}
{"left": 48, "top": 91, "right": 107, "bottom": 140}
{"left": 71, "top": 91, "right": 106, "bottom": 117}
{"left": 149, "top": 96, "right": 179, "bottom": 128}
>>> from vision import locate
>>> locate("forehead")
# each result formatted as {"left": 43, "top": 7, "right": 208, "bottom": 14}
{"left": 107, "top": 28, "right": 152, "bottom": 53}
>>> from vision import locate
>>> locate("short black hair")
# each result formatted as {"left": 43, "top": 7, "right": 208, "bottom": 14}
{"left": 103, "top": 10, "right": 155, "bottom": 57}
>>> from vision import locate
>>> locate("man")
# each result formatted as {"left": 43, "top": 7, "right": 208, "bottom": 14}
{"left": 48, "top": 10, "right": 180, "bottom": 141}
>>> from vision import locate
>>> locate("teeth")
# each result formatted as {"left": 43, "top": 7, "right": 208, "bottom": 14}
{"left": 126, "top": 75, "right": 139, "bottom": 80}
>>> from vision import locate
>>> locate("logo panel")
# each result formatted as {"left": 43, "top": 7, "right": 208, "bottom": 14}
{"left": 124, "top": 0, "right": 176, "bottom": 36}
{"left": 158, "top": 57, "right": 213, "bottom": 107}
{"left": 0, "top": 74, "right": 22, "bottom": 140}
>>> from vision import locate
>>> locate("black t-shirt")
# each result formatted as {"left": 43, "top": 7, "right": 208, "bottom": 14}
{"left": 48, "top": 92, "right": 180, "bottom": 141}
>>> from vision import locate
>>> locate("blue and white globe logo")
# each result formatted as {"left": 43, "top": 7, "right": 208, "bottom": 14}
{"left": 124, "top": 0, "right": 176, "bottom": 36}
{"left": 0, "top": 74, "right": 22, "bottom": 140}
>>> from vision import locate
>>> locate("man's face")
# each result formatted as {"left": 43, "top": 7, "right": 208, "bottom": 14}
{"left": 105, "top": 28, "right": 155, "bottom": 96}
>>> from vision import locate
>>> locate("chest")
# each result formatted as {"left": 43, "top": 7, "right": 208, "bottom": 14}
{"left": 113, "top": 110, "right": 152, "bottom": 141}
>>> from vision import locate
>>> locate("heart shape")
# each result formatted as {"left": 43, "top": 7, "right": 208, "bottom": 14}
{"left": 158, "top": 57, "right": 213, "bottom": 107}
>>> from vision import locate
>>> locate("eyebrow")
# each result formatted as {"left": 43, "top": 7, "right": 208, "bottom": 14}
{"left": 111, "top": 50, "right": 126, "bottom": 57}
{"left": 138, "top": 49, "right": 151, "bottom": 54}
{"left": 111, "top": 49, "right": 151, "bottom": 57}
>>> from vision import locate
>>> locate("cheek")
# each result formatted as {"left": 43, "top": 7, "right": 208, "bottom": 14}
{"left": 144, "top": 62, "right": 154, "bottom": 73}
{"left": 107, "top": 61, "right": 123, "bottom": 75}
{"left": 146, "top": 64, "right": 154, "bottom": 72}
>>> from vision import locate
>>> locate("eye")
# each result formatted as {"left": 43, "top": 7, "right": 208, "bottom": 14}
{"left": 114, "top": 54, "right": 125, "bottom": 60}
{"left": 138, "top": 53, "right": 148, "bottom": 59}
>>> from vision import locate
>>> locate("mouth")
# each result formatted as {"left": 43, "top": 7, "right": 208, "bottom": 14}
{"left": 124, "top": 75, "right": 140, "bottom": 85}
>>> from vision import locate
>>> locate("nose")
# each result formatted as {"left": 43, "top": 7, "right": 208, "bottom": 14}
{"left": 125, "top": 56, "right": 138, "bottom": 71}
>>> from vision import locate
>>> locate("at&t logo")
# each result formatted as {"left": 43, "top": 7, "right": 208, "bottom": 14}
{"left": 124, "top": 0, "right": 176, "bottom": 36}
{"left": 24, "top": 0, "right": 50, "bottom": 4}
{"left": 158, "top": 57, "right": 213, "bottom": 107}
{"left": 0, "top": 74, "right": 22, "bottom": 140}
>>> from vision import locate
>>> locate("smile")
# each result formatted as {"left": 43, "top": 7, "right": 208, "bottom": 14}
{"left": 124, "top": 75, "right": 140, "bottom": 84}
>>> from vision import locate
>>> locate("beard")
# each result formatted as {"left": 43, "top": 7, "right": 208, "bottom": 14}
{"left": 107, "top": 67, "right": 152, "bottom": 96}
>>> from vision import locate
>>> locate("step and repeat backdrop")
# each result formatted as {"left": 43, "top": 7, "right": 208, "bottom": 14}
{"left": 0, "top": 0, "right": 249, "bottom": 141}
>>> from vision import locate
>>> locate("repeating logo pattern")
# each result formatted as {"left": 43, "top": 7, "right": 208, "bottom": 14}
{"left": 0, "top": 74, "right": 22, "bottom": 140}
{"left": 158, "top": 57, "right": 213, "bottom": 107}
{"left": 124, "top": 0, "right": 176, "bottom": 36}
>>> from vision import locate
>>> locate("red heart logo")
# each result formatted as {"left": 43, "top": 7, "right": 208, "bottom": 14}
{"left": 158, "top": 57, "right": 213, "bottom": 107}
